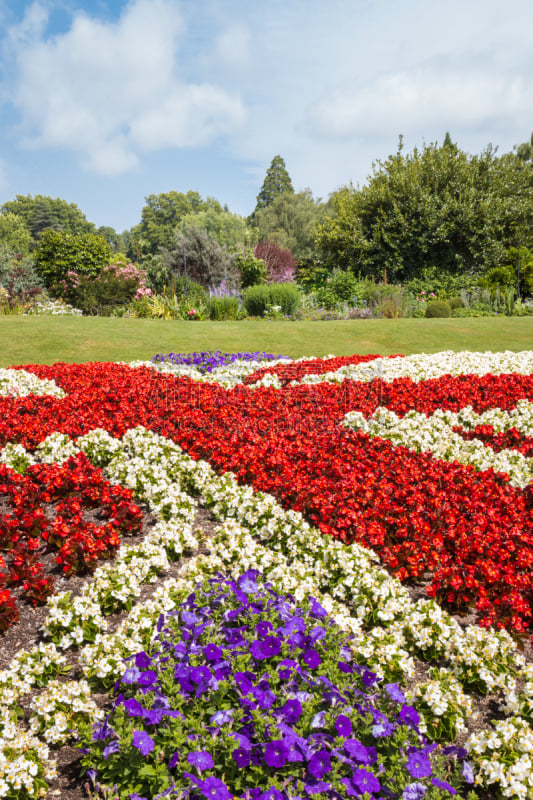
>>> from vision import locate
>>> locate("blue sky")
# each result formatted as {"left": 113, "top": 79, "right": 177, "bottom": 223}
{"left": 0, "top": 0, "right": 532, "bottom": 233}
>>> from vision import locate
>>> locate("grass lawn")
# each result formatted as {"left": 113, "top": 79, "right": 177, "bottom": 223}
{"left": 0, "top": 315, "right": 532, "bottom": 367}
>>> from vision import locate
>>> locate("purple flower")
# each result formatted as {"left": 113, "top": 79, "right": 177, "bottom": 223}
{"left": 187, "top": 751, "right": 214, "bottom": 770}
{"left": 132, "top": 730, "right": 155, "bottom": 756}
{"left": 341, "top": 777, "right": 360, "bottom": 797}
{"left": 232, "top": 747, "right": 251, "bottom": 768}
{"left": 406, "top": 751, "right": 432, "bottom": 779}
{"left": 399, "top": 704, "right": 421, "bottom": 728}
{"left": 385, "top": 683, "right": 406, "bottom": 703}
{"left": 334, "top": 714, "right": 352, "bottom": 737}
{"left": 351, "top": 767, "right": 381, "bottom": 794}
{"left": 138, "top": 669, "right": 158, "bottom": 687}
{"left": 124, "top": 698, "right": 145, "bottom": 718}
{"left": 303, "top": 648, "right": 321, "bottom": 669}
{"left": 198, "top": 776, "right": 232, "bottom": 800}
{"left": 135, "top": 651, "right": 152, "bottom": 668}
{"left": 256, "top": 620, "right": 274, "bottom": 637}
{"left": 121, "top": 666, "right": 141, "bottom": 684}
{"left": 344, "top": 739, "right": 375, "bottom": 764}
{"left": 308, "top": 749, "right": 331, "bottom": 779}
{"left": 251, "top": 636, "right": 281, "bottom": 660}
{"left": 462, "top": 761, "right": 474, "bottom": 784}
{"left": 372, "top": 721, "right": 395, "bottom": 737}
{"left": 280, "top": 698, "right": 302, "bottom": 723}
{"left": 304, "top": 779, "right": 332, "bottom": 795}
{"left": 102, "top": 739, "right": 120, "bottom": 759}
{"left": 259, "top": 789, "right": 284, "bottom": 800}
{"left": 309, "top": 598, "right": 327, "bottom": 618}
{"left": 264, "top": 739, "right": 289, "bottom": 768}
{"left": 362, "top": 669, "right": 378, "bottom": 687}
{"left": 203, "top": 644, "right": 222, "bottom": 662}
{"left": 168, "top": 752, "right": 180, "bottom": 769}
{"left": 403, "top": 783, "right": 427, "bottom": 800}
{"left": 311, "top": 711, "right": 325, "bottom": 729}
{"left": 191, "top": 666, "right": 212, "bottom": 684}
{"left": 210, "top": 708, "right": 233, "bottom": 725}
{"left": 431, "top": 778, "right": 456, "bottom": 794}
{"left": 238, "top": 571, "right": 260, "bottom": 594}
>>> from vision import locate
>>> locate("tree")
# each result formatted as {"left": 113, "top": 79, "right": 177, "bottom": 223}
{"left": 34, "top": 231, "right": 112, "bottom": 296}
{"left": 150, "top": 227, "right": 238, "bottom": 293}
{"left": 138, "top": 191, "right": 222, "bottom": 254}
{"left": 1, "top": 195, "right": 95, "bottom": 247}
{"left": 515, "top": 131, "right": 533, "bottom": 164}
{"left": 315, "top": 139, "right": 533, "bottom": 283}
{"left": 0, "top": 212, "right": 32, "bottom": 255}
{"left": 253, "top": 239, "right": 296, "bottom": 283}
{"left": 97, "top": 226, "right": 121, "bottom": 250}
{"left": 176, "top": 206, "right": 249, "bottom": 251}
{"left": 253, "top": 155, "right": 294, "bottom": 217}
{"left": 252, "top": 190, "right": 327, "bottom": 261}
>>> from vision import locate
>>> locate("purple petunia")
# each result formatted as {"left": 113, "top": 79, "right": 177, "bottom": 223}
{"left": 187, "top": 751, "right": 214, "bottom": 770}
{"left": 132, "top": 730, "right": 155, "bottom": 756}
{"left": 303, "top": 648, "right": 321, "bottom": 669}
{"left": 203, "top": 644, "right": 222, "bottom": 662}
{"left": 385, "top": 683, "right": 407, "bottom": 703}
{"left": 431, "top": 777, "right": 456, "bottom": 794}
{"left": 403, "top": 783, "right": 427, "bottom": 800}
{"left": 344, "top": 738, "right": 376, "bottom": 764}
{"left": 102, "top": 739, "right": 120, "bottom": 759}
{"left": 259, "top": 789, "right": 284, "bottom": 800}
{"left": 462, "top": 761, "right": 475, "bottom": 784}
{"left": 210, "top": 708, "right": 233, "bottom": 726}
{"left": 232, "top": 747, "right": 251, "bottom": 768}
{"left": 197, "top": 776, "right": 232, "bottom": 800}
{"left": 308, "top": 749, "right": 332, "bottom": 779}
{"left": 372, "top": 721, "right": 395, "bottom": 738}
{"left": 334, "top": 714, "right": 352, "bottom": 737}
{"left": 251, "top": 636, "right": 281, "bottom": 660}
{"left": 264, "top": 739, "right": 289, "bottom": 768}
{"left": 406, "top": 750, "right": 432, "bottom": 779}
{"left": 351, "top": 767, "right": 381, "bottom": 794}
{"left": 280, "top": 698, "right": 302, "bottom": 723}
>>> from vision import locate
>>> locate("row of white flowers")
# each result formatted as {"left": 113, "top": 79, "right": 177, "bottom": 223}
{"left": 1, "top": 423, "right": 532, "bottom": 797}
{"left": 0, "top": 369, "right": 64, "bottom": 399}
{"left": 343, "top": 399, "right": 533, "bottom": 488}
{"left": 285, "top": 350, "right": 533, "bottom": 388}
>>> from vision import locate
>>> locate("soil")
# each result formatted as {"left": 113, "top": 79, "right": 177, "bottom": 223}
{"left": 0, "top": 496, "right": 516, "bottom": 800}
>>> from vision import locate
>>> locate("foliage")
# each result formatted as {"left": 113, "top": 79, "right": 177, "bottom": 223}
{"left": 177, "top": 206, "right": 249, "bottom": 251}
{"left": 34, "top": 231, "right": 112, "bottom": 295}
{"left": 137, "top": 191, "right": 221, "bottom": 255}
{"left": 64, "top": 265, "right": 145, "bottom": 316}
{"left": 404, "top": 267, "right": 480, "bottom": 300}
{"left": 235, "top": 249, "right": 267, "bottom": 288}
{"left": 0, "top": 246, "right": 45, "bottom": 309}
{"left": 152, "top": 228, "right": 238, "bottom": 292}
{"left": 243, "top": 282, "right": 301, "bottom": 316}
{"left": 315, "top": 139, "right": 533, "bottom": 283}
{"left": 425, "top": 300, "right": 452, "bottom": 318}
{"left": 252, "top": 155, "right": 294, "bottom": 217}
{"left": 253, "top": 239, "right": 297, "bottom": 283}
{"left": 1, "top": 194, "right": 95, "bottom": 248}
{"left": 131, "top": 277, "right": 209, "bottom": 320}
{"left": 515, "top": 130, "right": 533, "bottom": 164}
{"left": 252, "top": 190, "right": 327, "bottom": 260}
{"left": 208, "top": 296, "right": 242, "bottom": 320}
{"left": 0, "top": 211, "right": 33, "bottom": 255}
{"left": 295, "top": 258, "right": 330, "bottom": 291}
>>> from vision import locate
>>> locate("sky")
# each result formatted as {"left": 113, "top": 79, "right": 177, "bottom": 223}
{"left": 0, "top": 0, "right": 532, "bottom": 233}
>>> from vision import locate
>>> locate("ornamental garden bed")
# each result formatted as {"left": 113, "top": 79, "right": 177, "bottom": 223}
{"left": 1, "top": 350, "right": 533, "bottom": 800}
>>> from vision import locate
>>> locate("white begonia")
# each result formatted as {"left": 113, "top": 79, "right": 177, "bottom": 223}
{"left": 0, "top": 368, "right": 65, "bottom": 398}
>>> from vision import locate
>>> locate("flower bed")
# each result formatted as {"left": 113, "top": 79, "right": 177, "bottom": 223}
{"left": 1, "top": 350, "right": 533, "bottom": 799}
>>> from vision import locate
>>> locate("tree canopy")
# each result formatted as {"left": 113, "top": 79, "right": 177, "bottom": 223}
{"left": 1, "top": 195, "right": 95, "bottom": 247}
{"left": 315, "top": 140, "right": 533, "bottom": 283}
{"left": 137, "top": 191, "right": 222, "bottom": 255}
{"left": 253, "top": 155, "right": 294, "bottom": 217}
{"left": 176, "top": 206, "right": 249, "bottom": 251}
{"left": 252, "top": 190, "right": 327, "bottom": 261}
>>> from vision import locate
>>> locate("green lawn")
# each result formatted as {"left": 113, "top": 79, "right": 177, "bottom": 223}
{"left": 1, "top": 315, "right": 532, "bottom": 367}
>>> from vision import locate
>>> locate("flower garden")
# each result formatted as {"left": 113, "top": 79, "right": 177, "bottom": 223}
{"left": 1, "top": 349, "right": 533, "bottom": 800}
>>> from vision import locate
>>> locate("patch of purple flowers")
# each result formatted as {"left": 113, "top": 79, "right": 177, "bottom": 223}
{"left": 80, "top": 570, "right": 472, "bottom": 800}
{"left": 151, "top": 350, "right": 290, "bottom": 374}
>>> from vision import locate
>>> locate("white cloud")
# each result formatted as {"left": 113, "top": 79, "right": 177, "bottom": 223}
{"left": 214, "top": 22, "right": 251, "bottom": 70}
{"left": 8, "top": 0, "right": 246, "bottom": 175}
{"left": 305, "top": 67, "right": 533, "bottom": 141}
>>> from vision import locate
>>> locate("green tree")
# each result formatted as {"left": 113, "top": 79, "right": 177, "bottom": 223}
{"left": 316, "top": 139, "right": 533, "bottom": 283}
{"left": 177, "top": 206, "right": 249, "bottom": 251}
{"left": 34, "top": 231, "right": 112, "bottom": 296}
{"left": 253, "top": 155, "right": 294, "bottom": 217}
{"left": 1, "top": 195, "right": 95, "bottom": 247}
{"left": 0, "top": 212, "right": 32, "bottom": 255}
{"left": 138, "top": 191, "right": 222, "bottom": 254}
{"left": 149, "top": 227, "right": 238, "bottom": 292}
{"left": 515, "top": 131, "right": 533, "bottom": 164}
{"left": 252, "top": 190, "right": 326, "bottom": 261}
{"left": 97, "top": 226, "right": 121, "bottom": 251}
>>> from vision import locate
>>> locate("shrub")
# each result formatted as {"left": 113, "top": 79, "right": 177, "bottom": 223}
{"left": 34, "top": 231, "right": 112, "bottom": 295}
{"left": 448, "top": 296, "right": 465, "bottom": 309}
{"left": 208, "top": 296, "right": 241, "bottom": 320}
{"left": 236, "top": 250, "right": 267, "bottom": 288}
{"left": 425, "top": 300, "right": 452, "bottom": 318}
{"left": 253, "top": 239, "right": 296, "bottom": 283}
{"left": 243, "top": 282, "right": 301, "bottom": 316}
